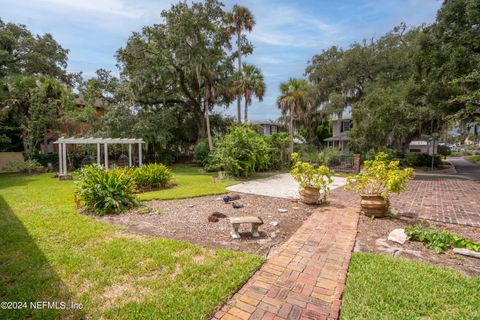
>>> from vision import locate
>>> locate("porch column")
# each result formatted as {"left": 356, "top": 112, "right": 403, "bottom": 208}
{"left": 97, "top": 143, "right": 101, "bottom": 165}
{"left": 58, "top": 143, "right": 63, "bottom": 174}
{"left": 62, "top": 143, "right": 67, "bottom": 175}
{"left": 104, "top": 143, "right": 108, "bottom": 170}
{"left": 128, "top": 144, "right": 132, "bottom": 167}
{"left": 138, "top": 143, "right": 143, "bottom": 167}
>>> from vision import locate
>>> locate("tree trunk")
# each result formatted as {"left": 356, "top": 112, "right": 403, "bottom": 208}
{"left": 289, "top": 106, "right": 294, "bottom": 156}
{"left": 244, "top": 98, "right": 248, "bottom": 124}
{"left": 236, "top": 30, "right": 242, "bottom": 124}
{"left": 205, "top": 101, "right": 213, "bottom": 151}
{"left": 195, "top": 106, "right": 207, "bottom": 142}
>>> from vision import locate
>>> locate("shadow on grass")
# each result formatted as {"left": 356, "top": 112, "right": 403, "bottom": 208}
{"left": 0, "top": 195, "right": 84, "bottom": 319}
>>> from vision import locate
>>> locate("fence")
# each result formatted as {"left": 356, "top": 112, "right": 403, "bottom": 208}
{"left": 328, "top": 154, "right": 361, "bottom": 173}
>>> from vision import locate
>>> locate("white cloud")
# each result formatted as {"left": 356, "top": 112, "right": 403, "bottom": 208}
{"left": 38, "top": 0, "right": 144, "bottom": 18}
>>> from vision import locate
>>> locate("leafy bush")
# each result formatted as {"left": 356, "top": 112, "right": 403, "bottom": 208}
{"left": 76, "top": 165, "right": 138, "bottom": 215}
{"left": 193, "top": 140, "right": 211, "bottom": 166}
{"left": 363, "top": 147, "right": 397, "bottom": 161}
{"left": 405, "top": 225, "right": 480, "bottom": 254}
{"left": 290, "top": 153, "right": 333, "bottom": 203}
{"left": 402, "top": 153, "right": 441, "bottom": 168}
{"left": 264, "top": 133, "right": 289, "bottom": 169}
{"left": 32, "top": 154, "right": 58, "bottom": 167}
{"left": 437, "top": 145, "right": 451, "bottom": 159}
{"left": 132, "top": 163, "right": 173, "bottom": 188}
{"left": 209, "top": 125, "right": 270, "bottom": 177}
{"left": 5, "top": 159, "right": 43, "bottom": 174}
{"left": 318, "top": 147, "right": 344, "bottom": 166}
{"left": 345, "top": 152, "right": 414, "bottom": 200}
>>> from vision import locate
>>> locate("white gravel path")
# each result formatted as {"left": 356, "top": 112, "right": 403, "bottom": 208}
{"left": 226, "top": 173, "right": 347, "bottom": 199}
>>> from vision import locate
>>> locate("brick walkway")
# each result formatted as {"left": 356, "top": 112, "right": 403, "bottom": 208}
{"left": 213, "top": 206, "right": 359, "bottom": 320}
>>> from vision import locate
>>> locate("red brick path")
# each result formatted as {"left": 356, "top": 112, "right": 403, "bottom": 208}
{"left": 213, "top": 206, "right": 359, "bottom": 320}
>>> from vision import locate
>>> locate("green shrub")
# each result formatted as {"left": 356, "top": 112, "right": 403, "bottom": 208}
{"left": 32, "top": 154, "right": 58, "bottom": 167}
{"left": 406, "top": 225, "right": 480, "bottom": 254}
{"left": 76, "top": 165, "right": 138, "bottom": 215}
{"left": 193, "top": 140, "right": 211, "bottom": 167}
{"left": 264, "top": 133, "right": 289, "bottom": 169}
{"left": 437, "top": 145, "right": 451, "bottom": 159}
{"left": 209, "top": 125, "right": 270, "bottom": 177}
{"left": 402, "top": 153, "right": 441, "bottom": 168}
{"left": 318, "top": 147, "right": 344, "bottom": 166}
{"left": 5, "top": 159, "right": 43, "bottom": 174}
{"left": 132, "top": 163, "right": 173, "bottom": 188}
{"left": 363, "top": 147, "right": 397, "bottom": 161}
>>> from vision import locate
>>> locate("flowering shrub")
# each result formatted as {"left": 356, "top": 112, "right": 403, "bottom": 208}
{"left": 345, "top": 152, "right": 414, "bottom": 200}
{"left": 290, "top": 153, "right": 333, "bottom": 202}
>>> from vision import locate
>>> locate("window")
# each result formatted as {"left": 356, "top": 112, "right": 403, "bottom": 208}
{"left": 342, "top": 120, "right": 352, "bottom": 132}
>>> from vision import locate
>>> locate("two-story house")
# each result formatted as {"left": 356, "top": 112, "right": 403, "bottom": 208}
{"left": 324, "top": 108, "right": 352, "bottom": 152}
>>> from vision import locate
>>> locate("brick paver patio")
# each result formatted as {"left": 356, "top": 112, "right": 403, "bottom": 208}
{"left": 391, "top": 177, "right": 480, "bottom": 227}
{"left": 213, "top": 206, "right": 359, "bottom": 320}
{"left": 330, "top": 177, "right": 480, "bottom": 227}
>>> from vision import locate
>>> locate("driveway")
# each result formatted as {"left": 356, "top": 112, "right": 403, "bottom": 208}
{"left": 449, "top": 157, "right": 480, "bottom": 180}
{"left": 227, "top": 173, "right": 346, "bottom": 199}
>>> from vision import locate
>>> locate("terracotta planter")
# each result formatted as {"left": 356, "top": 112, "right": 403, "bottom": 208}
{"left": 299, "top": 186, "right": 320, "bottom": 205}
{"left": 360, "top": 195, "right": 388, "bottom": 217}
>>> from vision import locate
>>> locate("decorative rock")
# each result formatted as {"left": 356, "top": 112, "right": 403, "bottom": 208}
{"left": 353, "top": 240, "right": 363, "bottom": 252}
{"left": 277, "top": 209, "right": 288, "bottom": 213}
{"left": 208, "top": 215, "right": 219, "bottom": 222}
{"left": 453, "top": 248, "right": 480, "bottom": 259}
{"left": 270, "top": 231, "right": 277, "bottom": 239}
{"left": 211, "top": 212, "right": 227, "bottom": 219}
{"left": 292, "top": 207, "right": 300, "bottom": 210}
{"left": 232, "top": 201, "right": 243, "bottom": 209}
{"left": 227, "top": 192, "right": 241, "bottom": 201}
{"left": 223, "top": 196, "right": 231, "bottom": 203}
{"left": 215, "top": 197, "right": 223, "bottom": 201}
{"left": 375, "top": 238, "right": 390, "bottom": 248}
{"left": 188, "top": 204, "right": 195, "bottom": 208}
{"left": 58, "top": 174, "right": 72, "bottom": 180}
{"left": 270, "top": 220, "right": 279, "bottom": 227}
{"left": 388, "top": 228, "right": 408, "bottom": 244}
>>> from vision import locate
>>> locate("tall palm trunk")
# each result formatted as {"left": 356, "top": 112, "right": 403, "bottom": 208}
{"left": 205, "top": 100, "right": 213, "bottom": 151}
{"left": 289, "top": 106, "right": 294, "bottom": 156}
{"left": 244, "top": 97, "right": 248, "bottom": 123}
{"left": 236, "top": 29, "right": 242, "bottom": 124}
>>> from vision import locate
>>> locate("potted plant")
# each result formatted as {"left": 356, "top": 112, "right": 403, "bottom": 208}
{"left": 290, "top": 153, "right": 333, "bottom": 204}
{"left": 345, "top": 152, "right": 414, "bottom": 217}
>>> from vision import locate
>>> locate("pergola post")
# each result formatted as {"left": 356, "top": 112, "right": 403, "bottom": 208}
{"left": 58, "top": 143, "right": 63, "bottom": 174}
{"left": 128, "top": 144, "right": 132, "bottom": 167}
{"left": 138, "top": 143, "right": 143, "bottom": 167}
{"left": 97, "top": 143, "right": 101, "bottom": 165}
{"left": 104, "top": 143, "right": 108, "bottom": 170}
{"left": 62, "top": 143, "right": 67, "bottom": 175}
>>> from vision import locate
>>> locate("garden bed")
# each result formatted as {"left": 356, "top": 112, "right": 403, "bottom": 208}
{"left": 355, "top": 214, "right": 480, "bottom": 276}
{"left": 98, "top": 193, "right": 316, "bottom": 256}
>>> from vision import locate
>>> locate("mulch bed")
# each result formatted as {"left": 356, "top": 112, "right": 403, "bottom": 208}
{"left": 98, "top": 193, "right": 317, "bottom": 256}
{"left": 355, "top": 214, "right": 480, "bottom": 276}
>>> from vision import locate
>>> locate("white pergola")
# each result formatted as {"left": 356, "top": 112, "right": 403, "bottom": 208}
{"left": 54, "top": 137, "right": 145, "bottom": 176}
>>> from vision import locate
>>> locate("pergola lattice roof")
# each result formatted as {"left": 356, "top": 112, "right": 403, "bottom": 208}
{"left": 54, "top": 137, "right": 145, "bottom": 144}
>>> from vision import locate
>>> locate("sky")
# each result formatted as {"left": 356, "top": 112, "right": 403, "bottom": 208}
{"left": 1, "top": 0, "right": 443, "bottom": 121}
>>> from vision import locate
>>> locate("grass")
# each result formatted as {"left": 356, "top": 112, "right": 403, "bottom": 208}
{"left": 0, "top": 172, "right": 263, "bottom": 319}
{"left": 341, "top": 253, "right": 480, "bottom": 320}
{"left": 138, "top": 165, "right": 237, "bottom": 201}
{"left": 466, "top": 154, "right": 480, "bottom": 165}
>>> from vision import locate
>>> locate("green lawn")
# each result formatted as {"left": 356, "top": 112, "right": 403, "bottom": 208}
{"left": 466, "top": 154, "right": 480, "bottom": 165}
{"left": 138, "top": 165, "right": 237, "bottom": 201}
{"left": 0, "top": 172, "right": 263, "bottom": 320}
{"left": 341, "top": 253, "right": 480, "bottom": 320}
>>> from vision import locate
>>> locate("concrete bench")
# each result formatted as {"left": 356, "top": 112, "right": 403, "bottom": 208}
{"left": 229, "top": 216, "right": 263, "bottom": 239}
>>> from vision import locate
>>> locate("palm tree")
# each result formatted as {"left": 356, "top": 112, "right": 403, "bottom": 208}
{"left": 277, "top": 78, "right": 314, "bottom": 155}
{"left": 230, "top": 63, "right": 265, "bottom": 123}
{"left": 226, "top": 5, "right": 255, "bottom": 124}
